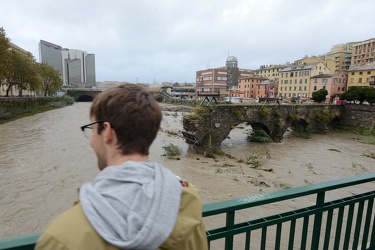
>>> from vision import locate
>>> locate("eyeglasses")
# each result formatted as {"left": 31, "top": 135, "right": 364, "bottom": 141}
{"left": 80, "top": 121, "right": 104, "bottom": 140}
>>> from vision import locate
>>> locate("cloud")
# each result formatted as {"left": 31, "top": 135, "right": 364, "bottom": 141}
{"left": 1, "top": 0, "right": 375, "bottom": 83}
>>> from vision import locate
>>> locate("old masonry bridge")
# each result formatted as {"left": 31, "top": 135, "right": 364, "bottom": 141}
{"left": 181, "top": 104, "right": 374, "bottom": 155}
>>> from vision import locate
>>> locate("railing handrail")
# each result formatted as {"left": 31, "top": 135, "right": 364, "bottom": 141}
{"left": 1, "top": 172, "right": 375, "bottom": 250}
{"left": 202, "top": 172, "right": 375, "bottom": 217}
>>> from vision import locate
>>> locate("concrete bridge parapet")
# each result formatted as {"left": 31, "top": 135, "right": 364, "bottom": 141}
{"left": 182, "top": 104, "right": 345, "bottom": 155}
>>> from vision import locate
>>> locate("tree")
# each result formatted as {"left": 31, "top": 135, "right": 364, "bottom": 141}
{"left": 311, "top": 89, "right": 328, "bottom": 103}
{"left": 0, "top": 27, "right": 10, "bottom": 82}
{"left": 39, "top": 63, "right": 63, "bottom": 96}
{"left": 339, "top": 86, "right": 368, "bottom": 104}
{"left": 365, "top": 87, "right": 375, "bottom": 105}
{"left": 4, "top": 50, "right": 41, "bottom": 97}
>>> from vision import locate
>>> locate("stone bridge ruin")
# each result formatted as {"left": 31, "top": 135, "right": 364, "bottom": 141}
{"left": 182, "top": 104, "right": 345, "bottom": 155}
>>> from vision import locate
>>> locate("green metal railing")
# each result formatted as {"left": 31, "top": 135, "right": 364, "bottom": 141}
{"left": 1, "top": 173, "right": 375, "bottom": 250}
{"left": 203, "top": 172, "right": 375, "bottom": 250}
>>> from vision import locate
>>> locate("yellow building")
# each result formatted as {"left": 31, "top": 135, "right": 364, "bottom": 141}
{"left": 278, "top": 62, "right": 330, "bottom": 99}
{"left": 295, "top": 56, "right": 336, "bottom": 73}
{"left": 255, "top": 64, "right": 286, "bottom": 80}
{"left": 347, "top": 62, "right": 375, "bottom": 88}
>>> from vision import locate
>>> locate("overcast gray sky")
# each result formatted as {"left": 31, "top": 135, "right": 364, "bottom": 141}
{"left": 1, "top": 0, "right": 374, "bottom": 83}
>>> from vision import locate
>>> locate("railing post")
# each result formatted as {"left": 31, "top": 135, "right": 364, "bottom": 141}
{"left": 311, "top": 191, "right": 325, "bottom": 250}
{"left": 225, "top": 211, "right": 235, "bottom": 250}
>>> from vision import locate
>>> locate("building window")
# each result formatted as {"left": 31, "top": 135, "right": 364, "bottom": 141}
{"left": 294, "top": 86, "right": 296, "bottom": 91}
{"left": 334, "top": 78, "right": 338, "bottom": 83}
{"left": 295, "top": 79, "right": 297, "bottom": 84}
{"left": 359, "top": 78, "right": 362, "bottom": 83}
{"left": 339, "top": 78, "right": 342, "bottom": 83}
{"left": 368, "top": 71, "right": 371, "bottom": 74}
{"left": 338, "top": 87, "right": 340, "bottom": 91}
{"left": 322, "top": 79, "right": 328, "bottom": 83}
{"left": 285, "top": 80, "right": 288, "bottom": 84}
{"left": 323, "top": 86, "right": 326, "bottom": 89}
{"left": 367, "top": 77, "right": 370, "bottom": 83}
{"left": 314, "top": 79, "right": 317, "bottom": 83}
{"left": 314, "top": 86, "right": 317, "bottom": 90}
{"left": 304, "top": 86, "right": 307, "bottom": 91}
{"left": 299, "top": 86, "right": 302, "bottom": 91}
{"left": 286, "top": 73, "right": 288, "bottom": 77}
{"left": 305, "top": 79, "right": 307, "bottom": 83}
{"left": 350, "top": 78, "right": 354, "bottom": 83}
{"left": 351, "top": 72, "right": 354, "bottom": 75}
{"left": 359, "top": 72, "right": 363, "bottom": 75}
{"left": 300, "top": 79, "right": 302, "bottom": 83}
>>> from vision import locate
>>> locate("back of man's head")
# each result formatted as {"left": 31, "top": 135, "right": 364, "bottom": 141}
{"left": 90, "top": 83, "right": 162, "bottom": 156}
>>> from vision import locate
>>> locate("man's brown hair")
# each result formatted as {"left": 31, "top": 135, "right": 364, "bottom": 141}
{"left": 90, "top": 83, "right": 162, "bottom": 155}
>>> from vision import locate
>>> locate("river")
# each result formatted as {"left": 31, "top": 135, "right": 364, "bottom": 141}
{"left": 0, "top": 102, "right": 374, "bottom": 239}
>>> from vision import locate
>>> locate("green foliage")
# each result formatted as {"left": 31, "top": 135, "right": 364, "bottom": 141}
{"left": 339, "top": 86, "right": 375, "bottom": 104}
{"left": 0, "top": 27, "right": 10, "bottom": 81}
{"left": 286, "top": 112, "right": 299, "bottom": 121}
{"left": 4, "top": 50, "right": 41, "bottom": 96}
{"left": 311, "top": 89, "right": 328, "bottom": 103}
{"left": 246, "top": 155, "right": 262, "bottom": 168}
{"left": 247, "top": 129, "right": 273, "bottom": 142}
{"left": 61, "top": 96, "right": 75, "bottom": 105}
{"left": 162, "top": 143, "right": 182, "bottom": 159}
{"left": 273, "top": 109, "right": 281, "bottom": 117}
{"left": 39, "top": 63, "right": 63, "bottom": 96}
{"left": 258, "top": 107, "right": 271, "bottom": 118}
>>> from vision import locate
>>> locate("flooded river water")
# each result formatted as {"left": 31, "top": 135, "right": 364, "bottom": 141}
{"left": 1, "top": 102, "right": 374, "bottom": 241}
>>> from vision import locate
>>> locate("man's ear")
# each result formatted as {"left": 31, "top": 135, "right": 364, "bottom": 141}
{"left": 103, "top": 122, "right": 115, "bottom": 143}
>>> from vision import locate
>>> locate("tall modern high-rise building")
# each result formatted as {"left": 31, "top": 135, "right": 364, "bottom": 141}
{"left": 39, "top": 40, "right": 96, "bottom": 86}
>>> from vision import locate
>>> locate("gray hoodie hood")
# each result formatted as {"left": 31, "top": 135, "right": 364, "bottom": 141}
{"left": 79, "top": 161, "right": 183, "bottom": 250}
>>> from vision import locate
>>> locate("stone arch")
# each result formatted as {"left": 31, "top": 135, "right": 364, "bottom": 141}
{"left": 76, "top": 95, "right": 94, "bottom": 102}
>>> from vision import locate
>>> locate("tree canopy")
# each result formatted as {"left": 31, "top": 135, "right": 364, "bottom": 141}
{"left": 340, "top": 86, "right": 375, "bottom": 105}
{"left": 0, "top": 27, "right": 63, "bottom": 97}
{"left": 0, "top": 27, "right": 10, "bottom": 82}
{"left": 39, "top": 63, "right": 63, "bottom": 96}
{"left": 311, "top": 89, "right": 328, "bottom": 103}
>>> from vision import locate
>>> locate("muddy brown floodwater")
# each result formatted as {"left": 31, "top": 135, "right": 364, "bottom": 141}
{"left": 1, "top": 102, "right": 374, "bottom": 246}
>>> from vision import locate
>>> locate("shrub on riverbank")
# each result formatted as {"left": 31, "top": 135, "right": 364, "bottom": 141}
{"left": 0, "top": 97, "right": 75, "bottom": 124}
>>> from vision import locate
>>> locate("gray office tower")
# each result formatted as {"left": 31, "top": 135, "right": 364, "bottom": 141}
{"left": 39, "top": 40, "right": 96, "bottom": 87}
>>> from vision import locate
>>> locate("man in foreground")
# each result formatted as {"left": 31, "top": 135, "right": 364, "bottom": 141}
{"left": 35, "top": 84, "right": 208, "bottom": 250}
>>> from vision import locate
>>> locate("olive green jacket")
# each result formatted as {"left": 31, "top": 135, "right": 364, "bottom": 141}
{"left": 35, "top": 183, "right": 208, "bottom": 250}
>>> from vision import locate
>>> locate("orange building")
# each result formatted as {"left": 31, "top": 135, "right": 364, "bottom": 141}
{"left": 237, "top": 76, "right": 268, "bottom": 100}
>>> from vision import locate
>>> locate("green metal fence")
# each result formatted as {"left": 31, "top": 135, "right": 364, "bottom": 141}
{"left": 203, "top": 172, "right": 375, "bottom": 250}
{"left": 1, "top": 173, "right": 375, "bottom": 250}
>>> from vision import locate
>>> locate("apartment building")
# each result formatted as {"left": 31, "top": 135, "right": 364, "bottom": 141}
{"left": 237, "top": 76, "right": 268, "bottom": 99}
{"left": 309, "top": 73, "right": 347, "bottom": 102}
{"left": 320, "top": 44, "right": 352, "bottom": 73}
{"left": 347, "top": 62, "right": 375, "bottom": 88}
{"left": 255, "top": 64, "right": 286, "bottom": 80}
{"left": 295, "top": 56, "right": 336, "bottom": 73}
{"left": 351, "top": 38, "right": 375, "bottom": 65}
{"left": 196, "top": 56, "right": 253, "bottom": 97}
{"left": 278, "top": 62, "right": 330, "bottom": 99}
